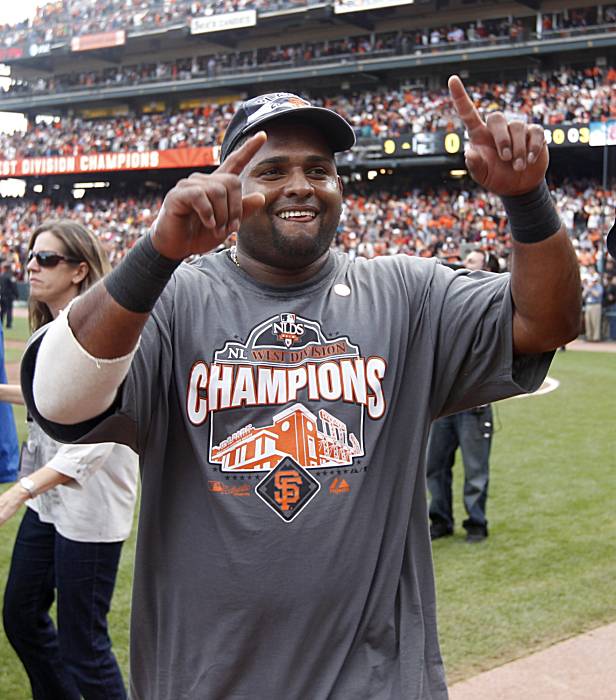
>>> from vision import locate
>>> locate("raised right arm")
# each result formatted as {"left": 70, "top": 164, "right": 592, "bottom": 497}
{"left": 69, "top": 132, "right": 266, "bottom": 359}
{"left": 30, "top": 133, "right": 266, "bottom": 425}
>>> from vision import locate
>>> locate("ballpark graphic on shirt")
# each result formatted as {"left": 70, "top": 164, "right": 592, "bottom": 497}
{"left": 186, "top": 313, "right": 387, "bottom": 519}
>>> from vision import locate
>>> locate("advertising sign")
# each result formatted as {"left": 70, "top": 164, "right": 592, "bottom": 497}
{"left": 0, "top": 47, "right": 23, "bottom": 61}
{"left": 0, "top": 147, "right": 217, "bottom": 177}
{"left": 335, "top": 0, "right": 414, "bottom": 14}
{"left": 589, "top": 121, "right": 616, "bottom": 146}
{"left": 71, "top": 30, "right": 126, "bottom": 52}
{"left": 190, "top": 10, "right": 256, "bottom": 34}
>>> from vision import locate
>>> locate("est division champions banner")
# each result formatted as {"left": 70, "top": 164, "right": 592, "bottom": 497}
{"left": 0, "top": 146, "right": 218, "bottom": 177}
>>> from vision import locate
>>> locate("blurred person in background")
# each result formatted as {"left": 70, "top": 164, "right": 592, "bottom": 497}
{"left": 0, "top": 220, "right": 138, "bottom": 700}
{"left": 426, "top": 248, "right": 499, "bottom": 543}
{"left": 0, "top": 321, "right": 19, "bottom": 483}
{"left": 582, "top": 267, "right": 603, "bottom": 341}
{"left": 603, "top": 270, "right": 616, "bottom": 340}
{"left": 0, "top": 260, "right": 19, "bottom": 329}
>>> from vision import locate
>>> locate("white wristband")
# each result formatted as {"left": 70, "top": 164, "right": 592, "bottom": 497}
{"left": 32, "top": 297, "right": 139, "bottom": 424}
{"left": 19, "top": 477, "right": 37, "bottom": 499}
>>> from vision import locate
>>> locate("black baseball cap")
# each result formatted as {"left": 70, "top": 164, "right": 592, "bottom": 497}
{"left": 607, "top": 220, "right": 616, "bottom": 259}
{"left": 220, "top": 92, "right": 356, "bottom": 162}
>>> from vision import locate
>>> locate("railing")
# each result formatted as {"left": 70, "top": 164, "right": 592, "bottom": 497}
{"left": 1, "top": 20, "right": 615, "bottom": 101}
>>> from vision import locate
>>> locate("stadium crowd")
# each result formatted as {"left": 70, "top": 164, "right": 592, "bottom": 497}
{"left": 0, "top": 181, "right": 609, "bottom": 266}
{"left": 1, "top": 181, "right": 613, "bottom": 337}
{"left": 4, "top": 6, "right": 614, "bottom": 100}
{"left": 1, "top": 65, "right": 613, "bottom": 161}
{"left": 0, "top": 181, "right": 614, "bottom": 338}
{"left": 1, "top": 1, "right": 608, "bottom": 51}
{"left": 0, "top": 0, "right": 309, "bottom": 48}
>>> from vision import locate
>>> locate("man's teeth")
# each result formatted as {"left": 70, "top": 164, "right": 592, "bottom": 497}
{"left": 279, "top": 210, "right": 316, "bottom": 219}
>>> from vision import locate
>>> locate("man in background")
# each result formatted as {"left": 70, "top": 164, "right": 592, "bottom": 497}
{"left": 426, "top": 248, "right": 498, "bottom": 543}
{"left": 0, "top": 261, "right": 19, "bottom": 330}
{"left": 582, "top": 268, "right": 603, "bottom": 342}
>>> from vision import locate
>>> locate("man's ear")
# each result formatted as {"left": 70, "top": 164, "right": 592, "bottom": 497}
{"left": 337, "top": 175, "right": 344, "bottom": 195}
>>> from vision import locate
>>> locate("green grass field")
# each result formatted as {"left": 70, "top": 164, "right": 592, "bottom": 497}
{"left": 1, "top": 316, "right": 614, "bottom": 694}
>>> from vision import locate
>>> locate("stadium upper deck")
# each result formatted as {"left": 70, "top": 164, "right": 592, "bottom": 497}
{"left": 0, "top": 66, "right": 611, "bottom": 160}
{"left": 0, "top": 0, "right": 612, "bottom": 112}
{"left": 0, "top": 0, "right": 613, "bottom": 195}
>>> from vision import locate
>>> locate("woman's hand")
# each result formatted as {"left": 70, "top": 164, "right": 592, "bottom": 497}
{"left": 0, "top": 384, "right": 24, "bottom": 405}
{"left": 0, "top": 485, "right": 28, "bottom": 527}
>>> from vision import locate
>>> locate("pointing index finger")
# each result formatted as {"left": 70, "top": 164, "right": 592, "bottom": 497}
{"left": 217, "top": 131, "right": 267, "bottom": 175}
{"left": 448, "top": 75, "right": 484, "bottom": 135}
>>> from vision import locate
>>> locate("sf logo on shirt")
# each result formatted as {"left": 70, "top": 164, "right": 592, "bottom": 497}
{"left": 257, "top": 457, "right": 321, "bottom": 522}
{"left": 274, "top": 469, "right": 303, "bottom": 511}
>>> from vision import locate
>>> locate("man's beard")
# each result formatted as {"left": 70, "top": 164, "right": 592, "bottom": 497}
{"left": 269, "top": 219, "right": 336, "bottom": 267}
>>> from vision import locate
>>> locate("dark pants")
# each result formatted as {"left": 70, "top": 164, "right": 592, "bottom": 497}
{"left": 426, "top": 405, "right": 492, "bottom": 532}
{"left": 3, "top": 508, "right": 127, "bottom": 700}
{"left": 0, "top": 300, "right": 13, "bottom": 329}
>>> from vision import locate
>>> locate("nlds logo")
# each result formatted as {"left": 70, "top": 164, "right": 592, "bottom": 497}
{"left": 273, "top": 313, "right": 305, "bottom": 347}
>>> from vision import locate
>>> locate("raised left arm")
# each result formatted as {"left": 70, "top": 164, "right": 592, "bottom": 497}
{"left": 448, "top": 75, "right": 581, "bottom": 354}
{"left": 509, "top": 229, "right": 581, "bottom": 354}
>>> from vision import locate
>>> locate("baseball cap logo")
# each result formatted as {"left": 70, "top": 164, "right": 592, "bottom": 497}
{"left": 245, "top": 94, "right": 311, "bottom": 126}
{"left": 286, "top": 96, "right": 310, "bottom": 108}
{"left": 220, "top": 90, "right": 355, "bottom": 162}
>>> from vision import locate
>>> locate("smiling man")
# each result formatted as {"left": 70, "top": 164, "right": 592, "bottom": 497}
{"left": 21, "top": 83, "right": 581, "bottom": 700}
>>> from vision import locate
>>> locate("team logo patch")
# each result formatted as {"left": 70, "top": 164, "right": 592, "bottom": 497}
{"left": 256, "top": 456, "right": 320, "bottom": 522}
{"left": 273, "top": 313, "right": 304, "bottom": 347}
{"left": 245, "top": 94, "right": 311, "bottom": 126}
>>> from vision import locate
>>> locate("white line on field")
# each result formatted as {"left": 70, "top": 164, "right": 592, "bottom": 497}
{"left": 510, "top": 375, "right": 560, "bottom": 399}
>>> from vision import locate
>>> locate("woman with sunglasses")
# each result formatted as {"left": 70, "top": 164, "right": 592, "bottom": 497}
{"left": 0, "top": 220, "right": 138, "bottom": 700}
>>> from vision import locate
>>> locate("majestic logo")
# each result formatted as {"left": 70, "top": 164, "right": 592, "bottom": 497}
{"left": 256, "top": 456, "right": 320, "bottom": 522}
{"left": 329, "top": 478, "right": 350, "bottom": 494}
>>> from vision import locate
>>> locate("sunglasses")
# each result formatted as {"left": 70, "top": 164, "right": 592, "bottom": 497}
{"left": 27, "top": 250, "right": 83, "bottom": 268}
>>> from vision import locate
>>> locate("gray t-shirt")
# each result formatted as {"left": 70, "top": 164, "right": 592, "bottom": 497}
{"left": 24, "top": 250, "right": 552, "bottom": 700}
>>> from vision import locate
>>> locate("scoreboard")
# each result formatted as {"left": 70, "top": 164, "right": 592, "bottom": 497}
{"left": 381, "top": 124, "right": 592, "bottom": 158}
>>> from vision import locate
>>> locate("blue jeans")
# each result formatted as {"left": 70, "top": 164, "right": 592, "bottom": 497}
{"left": 605, "top": 304, "right": 616, "bottom": 340}
{"left": 426, "top": 406, "right": 492, "bottom": 532}
{"left": 2, "top": 508, "right": 127, "bottom": 699}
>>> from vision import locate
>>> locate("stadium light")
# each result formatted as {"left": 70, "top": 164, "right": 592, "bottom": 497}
{"left": 73, "top": 181, "right": 110, "bottom": 189}
{"left": 449, "top": 169, "right": 467, "bottom": 178}
{"left": 73, "top": 188, "right": 86, "bottom": 199}
{"left": 0, "top": 109, "right": 27, "bottom": 135}
{"left": 367, "top": 170, "right": 377, "bottom": 180}
{"left": 0, "top": 178, "right": 26, "bottom": 197}
{"left": 32, "top": 184, "right": 43, "bottom": 193}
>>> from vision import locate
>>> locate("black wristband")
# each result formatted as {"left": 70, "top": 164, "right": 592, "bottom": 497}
{"left": 501, "top": 181, "right": 562, "bottom": 244}
{"left": 104, "top": 235, "right": 181, "bottom": 313}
